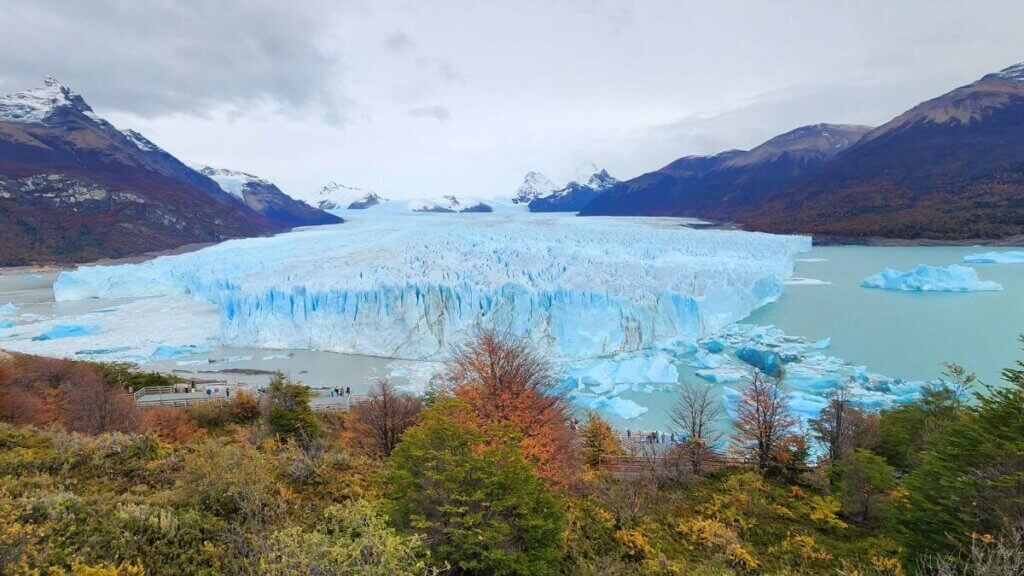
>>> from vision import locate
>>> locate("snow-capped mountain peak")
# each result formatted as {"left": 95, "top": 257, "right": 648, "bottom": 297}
{"left": 198, "top": 166, "right": 270, "bottom": 199}
{"left": 0, "top": 76, "right": 95, "bottom": 124}
{"left": 314, "top": 182, "right": 385, "bottom": 210}
{"left": 991, "top": 61, "right": 1024, "bottom": 82}
{"left": 513, "top": 171, "right": 558, "bottom": 203}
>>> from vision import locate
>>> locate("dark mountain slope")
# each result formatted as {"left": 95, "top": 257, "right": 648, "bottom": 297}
{"left": 739, "top": 64, "right": 1024, "bottom": 239}
{"left": 581, "top": 124, "right": 870, "bottom": 219}
{"left": 0, "top": 77, "right": 334, "bottom": 265}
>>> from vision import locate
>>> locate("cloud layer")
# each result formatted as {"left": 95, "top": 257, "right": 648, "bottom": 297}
{"left": 1, "top": 0, "right": 1023, "bottom": 200}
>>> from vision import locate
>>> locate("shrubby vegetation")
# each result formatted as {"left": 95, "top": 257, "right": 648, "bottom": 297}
{"left": 2, "top": 332, "right": 1024, "bottom": 575}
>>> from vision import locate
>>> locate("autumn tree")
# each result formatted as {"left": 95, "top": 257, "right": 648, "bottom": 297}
{"left": 578, "top": 411, "right": 623, "bottom": 468}
{"left": 266, "top": 373, "right": 320, "bottom": 442}
{"left": 141, "top": 406, "right": 205, "bottom": 444}
{"left": 441, "top": 329, "right": 576, "bottom": 484}
{"left": 347, "top": 379, "right": 422, "bottom": 456}
{"left": 60, "top": 365, "right": 139, "bottom": 434}
{"left": 732, "top": 372, "right": 798, "bottom": 471}
{"left": 387, "top": 399, "right": 564, "bottom": 575}
{"left": 670, "top": 380, "right": 723, "bottom": 474}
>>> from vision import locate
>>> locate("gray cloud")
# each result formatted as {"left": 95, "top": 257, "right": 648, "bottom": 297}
{"left": 407, "top": 105, "right": 451, "bottom": 122}
{"left": 0, "top": 0, "right": 345, "bottom": 121}
{"left": 383, "top": 31, "right": 414, "bottom": 52}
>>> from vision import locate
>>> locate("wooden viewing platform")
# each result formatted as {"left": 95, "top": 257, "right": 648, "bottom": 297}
{"left": 131, "top": 385, "right": 365, "bottom": 412}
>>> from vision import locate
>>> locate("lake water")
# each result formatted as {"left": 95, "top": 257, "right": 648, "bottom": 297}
{"left": 751, "top": 245, "right": 1024, "bottom": 387}
{"left": 3, "top": 243, "right": 1023, "bottom": 433}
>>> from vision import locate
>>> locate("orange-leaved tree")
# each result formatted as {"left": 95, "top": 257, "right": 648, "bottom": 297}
{"left": 441, "top": 329, "right": 577, "bottom": 485}
{"left": 731, "top": 371, "right": 798, "bottom": 471}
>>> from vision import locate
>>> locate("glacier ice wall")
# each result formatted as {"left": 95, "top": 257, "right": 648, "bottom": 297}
{"left": 54, "top": 212, "right": 810, "bottom": 360}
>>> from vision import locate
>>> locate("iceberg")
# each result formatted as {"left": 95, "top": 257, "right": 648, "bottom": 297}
{"left": 0, "top": 320, "right": 13, "bottom": 329}
{"left": 696, "top": 366, "right": 750, "bottom": 383}
{"left": 574, "top": 394, "right": 649, "bottom": 420}
{"left": 860, "top": 264, "right": 1002, "bottom": 292}
{"left": 735, "top": 346, "right": 783, "bottom": 375}
{"left": 564, "top": 353, "right": 679, "bottom": 387}
{"left": 52, "top": 211, "right": 810, "bottom": 360}
{"left": 963, "top": 251, "right": 1024, "bottom": 264}
{"left": 0, "top": 302, "right": 16, "bottom": 314}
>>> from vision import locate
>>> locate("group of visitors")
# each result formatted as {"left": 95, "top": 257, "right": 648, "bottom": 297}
{"left": 329, "top": 386, "right": 352, "bottom": 397}
{"left": 204, "top": 385, "right": 232, "bottom": 398}
{"left": 625, "top": 429, "right": 678, "bottom": 445}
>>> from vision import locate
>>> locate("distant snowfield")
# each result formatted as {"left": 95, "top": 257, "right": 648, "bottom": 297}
{"left": 42, "top": 201, "right": 810, "bottom": 362}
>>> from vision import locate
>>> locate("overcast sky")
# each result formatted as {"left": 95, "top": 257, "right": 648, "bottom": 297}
{"left": 1, "top": 0, "right": 1023, "bottom": 200}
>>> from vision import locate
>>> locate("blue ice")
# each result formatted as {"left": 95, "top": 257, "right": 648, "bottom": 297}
{"left": 963, "top": 251, "right": 1024, "bottom": 264}
{"left": 32, "top": 324, "right": 102, "bottom": 341}
{"left": 861, "top": 264, "right": 1002, "bottom": 292}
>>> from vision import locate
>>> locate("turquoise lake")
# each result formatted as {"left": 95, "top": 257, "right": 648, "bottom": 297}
{"left": 751, "top": 245, "right": 1024, "bottom": 387}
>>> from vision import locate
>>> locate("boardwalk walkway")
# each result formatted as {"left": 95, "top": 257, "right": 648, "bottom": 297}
{"left": 132, "top": 384, "right": 364, "bottom": 412}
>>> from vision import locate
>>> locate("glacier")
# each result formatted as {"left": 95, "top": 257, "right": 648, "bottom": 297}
{"left": 963, "top": 250, "right": 1024, "bottom": 264}
{"left": 52, "top": 209, "right": 811, "bottom": 361}
{"left": 860, "top": 264, "right": 1002, "bottom": 292}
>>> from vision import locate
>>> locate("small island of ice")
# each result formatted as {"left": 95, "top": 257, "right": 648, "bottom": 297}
{"left": 860, "top": 264, "right": 1002, "bottom": 292}
{"left": 963, "top": 251, "right": 1024, "bottom": 264}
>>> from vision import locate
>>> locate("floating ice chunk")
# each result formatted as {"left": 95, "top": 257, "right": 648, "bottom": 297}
{"left": 577, "top": 395, "right": 649, "bottom": 420}
{"left": 736, "top": 346, "right": 783, "bottom": 375}
{"left": 0, "top": 320, "right": 14, "bottom": 329}
{"left": 75, "top": 346, "right": 133, "bottom": 357}
{"left": 565, "top": 353, "right": 679, "bottom": 387}
{"left": 796, "top": 258, "right": 828, "bottom": 263}
{"left": 786, "top": 390, "right": 830, "bottom": 421}
{"left": 963, "top": 251, "right": 1024, "bottom": 264}
{"left": 704, "top": 340, "right": 725, "bottom": 354}
{"left": 861, "top": 264, "right": 1002, "bottom": 292}
{"left": 691, "top": 350, "right": 728, "bottom": 369}
{"left": 0, "top": 302, "right": 16, "bottom": 314}
{"left": 25, "top": 273, "right": 42, "bottom": 279}
{"left": 695, "top": 366, "right": 750, "bottom": 383}
{"left": 261, "top": 353, "right": 293, "bottom": 361}
{"left": 786, "top": 277, "right": 831, "bottom": 286}
{"left": 809, "top": 337, "right": 831, "bottom": 350}
{"left": 31, "top": 324, "right": 101, "bottom": 341}
{"left": 149, "top": 344, "right": 213, "bottom": 360}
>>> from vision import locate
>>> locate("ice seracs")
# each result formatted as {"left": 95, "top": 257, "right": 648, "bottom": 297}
{"left": 51, "top": 210, "right": 811, "bottom": 360}
{"left": 860, "top": 264, "right": 1002, "bottom": 292}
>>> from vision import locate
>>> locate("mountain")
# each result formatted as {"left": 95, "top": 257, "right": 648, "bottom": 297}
{"left": 313, "top": 182, "right": 385, "bottom": 210}
{"left": 513, "top": 171, "right": 558, "bottom": 204}
{"left": 528, "top": 164, "right": 619, "bottom": 212}
{"left": 738, "top": 63, "right": 1024, "bottom": 239}
{"left": 581, "top": 124, "right": 870, "bottom": 218}
{"left": 0, "top": 77, "right": 287, "bottom": 265}
{"left": 407, "top": 195, "right": 493, "bottom": 213}
{"left": 200, "top": 167, "right": 340, "bottom": 228}
{"left": 584, "top": 62, "right": 1024, "bottom": 241}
